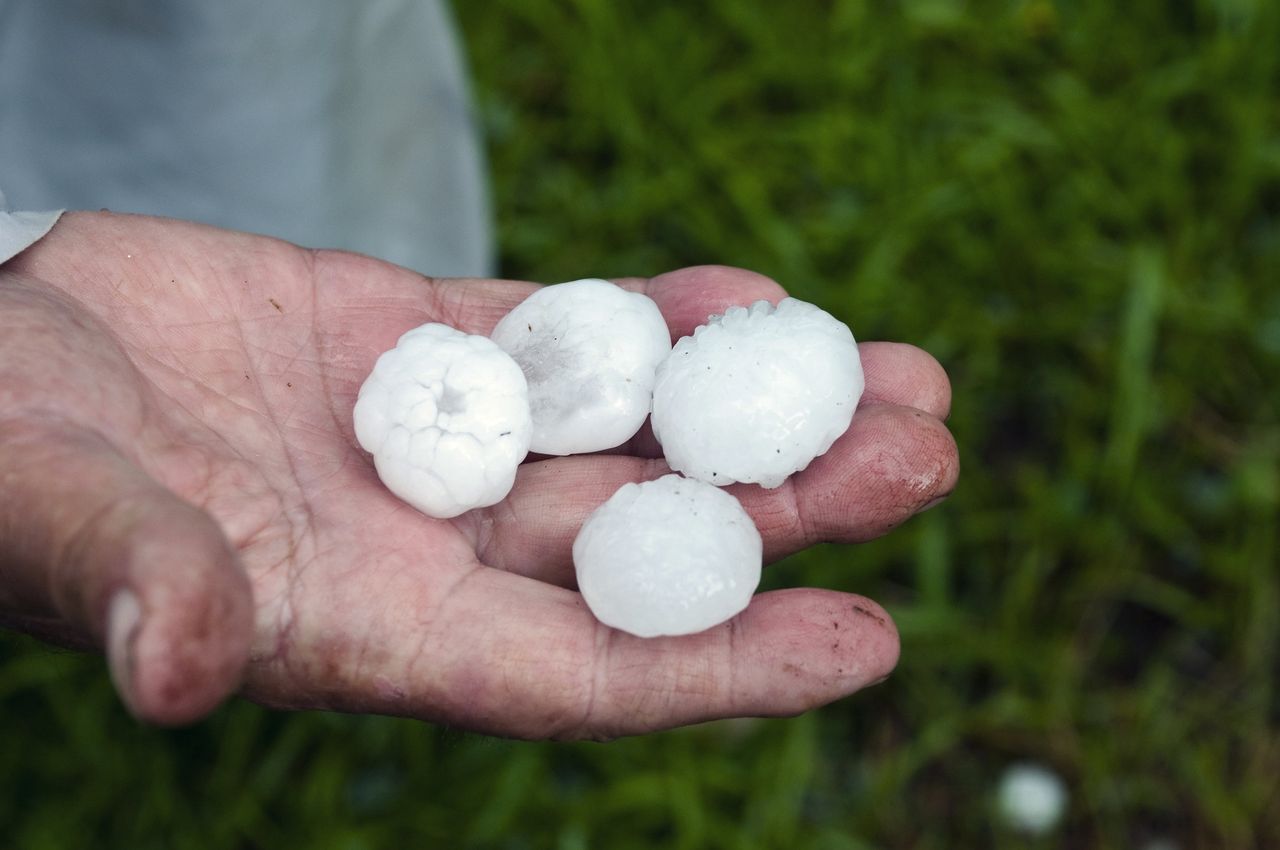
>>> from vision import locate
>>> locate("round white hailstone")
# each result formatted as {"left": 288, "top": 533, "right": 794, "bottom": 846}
{"left": 1139, "top": 841, "right": 1180, "bottom": 850}
{"left": 573, "top": 475, "right": 762, "bottom": 638}
{"left": 490, "top": 279, "right": 672, "bottom": 455}
{"left": 996, "top": 762, "right": 1069, "bottom": 835}
{"left": 651, "top": 298, "right": 864, "bottom": 489}
{"left": 353, "top": 323, "right": 532, "bottom": 519}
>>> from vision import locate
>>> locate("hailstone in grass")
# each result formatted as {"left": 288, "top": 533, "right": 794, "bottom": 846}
{"left": 353, "top": 323, "right": 532, "bottom": 519}
{"left": 651, "top": 298, "right": 864, "bottom": 488}
{"left": 490, "top": 279, "right": 672, "bottom": 455}
{"left": 996, "top": 763, "right": 1068, "bottom": 835}
{"left": 573, "top": 475, "right": 762, "bottom": 638}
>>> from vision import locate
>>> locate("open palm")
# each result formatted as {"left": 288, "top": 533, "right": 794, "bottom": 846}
{"left": 0, "top": 212, "right": 956, "bottom": 739}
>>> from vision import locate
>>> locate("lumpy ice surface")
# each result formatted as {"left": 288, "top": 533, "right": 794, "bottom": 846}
{"left": 651, "top": 298, "right": 864, "bottom": 488}
{"left": 353, "top": 323, "right": 532, "bottom": 518}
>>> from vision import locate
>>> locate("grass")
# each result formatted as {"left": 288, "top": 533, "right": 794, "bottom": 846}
{"left": 3, "top": 0, "right": 1278, "bottom": 847}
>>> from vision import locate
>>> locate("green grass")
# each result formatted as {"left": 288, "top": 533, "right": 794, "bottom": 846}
{"left": 3, "top": 0, "right": 1279, "bottom": 847}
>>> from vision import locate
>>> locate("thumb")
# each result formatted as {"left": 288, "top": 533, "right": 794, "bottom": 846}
{"left": 0, "top": 417, "right": 254, "bottom": 724}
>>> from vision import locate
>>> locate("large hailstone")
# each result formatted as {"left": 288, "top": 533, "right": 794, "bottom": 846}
{"left": 490, "top": 279, "right": 672, "bottom": 455}
{"left": 573, "top": 475, "right": 762, "bottom": 638}
{"left": 651, "top": 298, "right": 864, "bottom": 488}
{"left": 353, "top": 323, "right": 533, "bottom": 518}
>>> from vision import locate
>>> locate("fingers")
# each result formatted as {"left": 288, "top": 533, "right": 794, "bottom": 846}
{"left": 858, "top": 341, "right": 951, "bottom": 419}
{"left": 473, "top": 403, "right": 958, "bottom": 585}
{"left": 481, "top": 266, "right": 952, "bottom": 421}
{"left": 244, "top": 559, "right": 898, "bottom": 740}
{"left": 613, "top": 340, "right": 951, "bottom": 457}
{"left": 421, "top": 263, "right": 788, "bottom": 339}
{"left": 324, "top": 259, "right": 950, "bottom": 429}
{"left": 621, "top": 264, "right": 788, "bottom": 340}
{"left": 0, "top": 417, "right": 254, "bottom": 724}
{"left": 742, "top": 405, "right": 959, "bottom": 554}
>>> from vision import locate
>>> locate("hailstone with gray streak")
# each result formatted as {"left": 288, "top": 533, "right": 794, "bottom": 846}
{"left": 353, "top": 323, "right": 533, "bottom": 518}
{"left": 651, "top": 298, "right": 864, "bottom": 488}
{"left": 490, "top": 279, "right": 672, "bottom": 455}
{"left": 573, "top": 475, "right": 763, "bottom": 637}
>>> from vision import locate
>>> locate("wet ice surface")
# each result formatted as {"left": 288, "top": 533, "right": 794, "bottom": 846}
{"left": 353, "top": 323, "right": 532, "bottom": 518}
{"left": 651, "top": 298, "right": 864, "bottom": 488}
{"left": 490, "top": 279, "right": 671, "bottom": 455}
{"left": 573, "top": 475, "right": 762, "bottom": 638}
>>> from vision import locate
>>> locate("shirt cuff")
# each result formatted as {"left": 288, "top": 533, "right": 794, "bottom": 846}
{"left": 0, "top": 190, "right": 63, "bottom": 265}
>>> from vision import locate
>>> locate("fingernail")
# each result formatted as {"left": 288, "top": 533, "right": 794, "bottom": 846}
{"left": 106, "top": 589, "right": 142, "bottom": 710}
{"left": 921, "top": 494, "right": 950, "bottom": 512}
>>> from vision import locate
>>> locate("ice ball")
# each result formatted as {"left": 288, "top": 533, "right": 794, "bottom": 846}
{"left": 573, "top": 475, "right": 762, "bottom": 637}
{"left": 353, "top": 323, "right": 532, "bottom": 518}
{"left": 491, "top": 279, "right": 672, "bottom": 455}
{"left": 996, "top": 762, "right": 1068, "bottom": 835}
{"left": 651, "top": 298, "right": 864, "bottom": 488}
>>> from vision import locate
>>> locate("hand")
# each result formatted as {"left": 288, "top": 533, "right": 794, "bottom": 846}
{"left": 0, "top": 212, "right": 957, "bottom": 739}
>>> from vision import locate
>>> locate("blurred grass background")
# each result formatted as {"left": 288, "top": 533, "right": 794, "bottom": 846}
{"left": 3, "top": 0, "right": 1278, "bottom": 847}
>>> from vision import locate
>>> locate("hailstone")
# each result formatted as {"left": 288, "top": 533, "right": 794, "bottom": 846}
{"left": 490, "top": 279, "right": 672, "bottom": 455}
{"left": 573, "top": 475, "right": 762, "bottom": 638}
{"left": 651, "top": 298, "right": 864, "bottom": 488}
{"left": 996, "top": 763, "right": 1068, "bottom": 835}
{"left": 353, "top": 323, "right": 533, "bottom": 519}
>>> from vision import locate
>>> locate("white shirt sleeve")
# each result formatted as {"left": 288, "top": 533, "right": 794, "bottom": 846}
{"left": 0, "top": 190, "right": 61, "bottom": 266}
{"left": 0, "top": 1, "right": 491, "bottom": 278}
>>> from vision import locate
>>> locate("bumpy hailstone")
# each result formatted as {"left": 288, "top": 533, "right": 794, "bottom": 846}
{"left": 353, "top": 323, "right": 533, "bottom": 519}
{"left": 996, "top": 763, "right": 1068, "bottom": 835}
{"left": 573, "top": 475, "right": 762, "bottom": 638}
{"left": 490, "top": 279, "right": 672, "bottom": 455}
{"left": 651, "top": 298, "right": 864, "bottom": 489}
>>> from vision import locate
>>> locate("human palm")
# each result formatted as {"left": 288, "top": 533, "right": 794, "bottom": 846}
{"left": 0, "top": 212, "right": 956, "bottom": 739}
